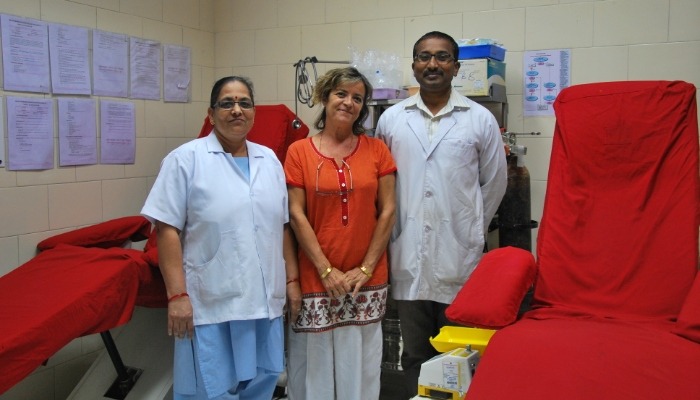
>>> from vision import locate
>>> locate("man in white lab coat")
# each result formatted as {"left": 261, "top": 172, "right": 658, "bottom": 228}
{"left": 375, "top": 30, "right": 507, "bottom": 398}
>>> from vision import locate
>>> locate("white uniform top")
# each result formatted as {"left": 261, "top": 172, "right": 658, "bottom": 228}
{"left": 376, "top": 89, "right": 507, "bottom": 304}
{"left": 141, "top": 132, "right": 288, "bottom": 325}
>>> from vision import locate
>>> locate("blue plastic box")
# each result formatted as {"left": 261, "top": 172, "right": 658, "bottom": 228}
{"left": 458, "top": 44, "right": 506, "bottom": 61}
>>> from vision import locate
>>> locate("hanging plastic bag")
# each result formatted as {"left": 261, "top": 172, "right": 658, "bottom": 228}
{"left": 349, "top": 46, "right": 404, "bottom": 97}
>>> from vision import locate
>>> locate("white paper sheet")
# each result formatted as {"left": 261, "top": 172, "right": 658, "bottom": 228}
{"left": 523, "top": 49, "right": 571, "bottom": 117}
{"left": 164, "top": 44, "right": 191, "bottom": 103}
{"left": 130, "top": 37, "right": 161, "bottom": 100}
{"left": 58, "top": 98, "right": 97, "bottom": 166}
{"left": 100, "top": 100, "right": 135, "bottom": 164}
{"left": 6, "top": 97, "right": 54, "bottom": 170}
{"left": 1, "top": 14, "right": 51, "bottom": 93}
{"left": 92, "top": 30, "right": 129, "bottom": 98}
{"left": 49, "top": 23, "right": 91, "bottom": 95}
{"left": 0, "top": 97, "right": 5, "bottom": 168}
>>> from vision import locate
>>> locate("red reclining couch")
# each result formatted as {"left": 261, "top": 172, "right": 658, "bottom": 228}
{"left": 447, "top": 81, "right": 700, "bottom": 399}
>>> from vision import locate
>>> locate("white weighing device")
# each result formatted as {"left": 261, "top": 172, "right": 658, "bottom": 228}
{"left": 414, "top": 346, "right": 480, "bottom": 400}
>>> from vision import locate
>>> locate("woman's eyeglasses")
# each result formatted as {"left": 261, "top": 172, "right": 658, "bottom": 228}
{"left": 214, "top": 99, "right": 254, "bottom": 110}
{"left": 315, "top": 159, "right": 353, "bottom": 196}
{"left": 413, "top": 52, "right": 454, "bottom": 64}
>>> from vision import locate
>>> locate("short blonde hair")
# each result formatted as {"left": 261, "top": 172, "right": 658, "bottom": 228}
{"left": 312, "top": 67, "right": 373, "bottom": 135}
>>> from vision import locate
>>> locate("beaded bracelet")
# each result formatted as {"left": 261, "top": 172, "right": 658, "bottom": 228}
{"left": 168, "top": 292, "right": 189, "bottom": 303}
{"left": 359, "top": 264, "right": 373, "bottom": 278}
{"left": 286, "top": 277, "right": 299, "bottom": 285}
{"left": 320, "top": 266, "right": 333, "bottom": 279}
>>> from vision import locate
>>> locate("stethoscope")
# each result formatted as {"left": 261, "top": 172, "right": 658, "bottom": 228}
{"left": 291, "top": 56, "right": 348, "bottom": 129}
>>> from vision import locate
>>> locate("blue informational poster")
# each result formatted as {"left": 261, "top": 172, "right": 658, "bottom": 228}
{"left": 523, "top": 49, "right": 571, "bottom": 117}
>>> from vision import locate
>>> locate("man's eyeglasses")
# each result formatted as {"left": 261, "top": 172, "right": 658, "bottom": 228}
{"left": 214, "top": 99, "right": 254, "bottom": 110}
{"left": 315, "top": 159, "right": 353, "bottom": 197}
{"left": 413, "top": 52, "right": 455, "bottom": 64}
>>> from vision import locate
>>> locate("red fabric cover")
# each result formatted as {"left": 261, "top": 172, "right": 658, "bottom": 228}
{"left": 445, "top": 246, "right": 536, "bottom": 329}
{"left": 36, "top": 216, "right": 152, "bottom": 251}
{"left": 466, "top": 318, "right": 700, "bottom": 400}
{"left": 463, "top": 81, "right": 700, "bottom": 400}
{"left": 198, "top": 104, "right": 309, "bottom": 163}
{"left": 534, "top": 80, "right": 698, "bottom": 321}
{"left": 0, "top": 245, "right": 152, "bottom": 394}
{"left": 132, "top": 227, "right": 167, "bottom": 307}
{"left": 135, "top": 265, "right": 167, "bottom": 308}
{"left": 673, "top": 272, "right": 700, "bottom": 343}
{"left": 141, "top": 227, "right": 159, "bottom": 267}
{"left": 143, "top": 226, "right": 157, "bottom": 252}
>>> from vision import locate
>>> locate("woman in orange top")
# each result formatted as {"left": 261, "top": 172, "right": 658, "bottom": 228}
{"left": 284, "top": 67, "right": 396, "bottom": 399}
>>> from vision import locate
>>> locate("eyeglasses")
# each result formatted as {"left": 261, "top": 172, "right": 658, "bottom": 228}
{"left": 214, "top": 99, "right": 254, "bottom": 110}
{"left": 315, "top": 159, "right": 353, "bottom": 197}
{"left": 413, "top": 52, "right": 455, "bottom": 64}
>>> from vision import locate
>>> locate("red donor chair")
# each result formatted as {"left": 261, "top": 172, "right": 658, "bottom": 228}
{"left": 446, "top": 81, "right": 700, "bottom": 400}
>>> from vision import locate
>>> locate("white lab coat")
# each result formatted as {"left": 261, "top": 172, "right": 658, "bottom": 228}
{"left": 376, "top": 90, "right": 507, "bottom": 304}
{"left": 142, "top": 132, "right": 288, "bottom": 325}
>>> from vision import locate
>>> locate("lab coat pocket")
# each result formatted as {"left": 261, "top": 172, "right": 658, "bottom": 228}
{"left": 195, "top": 229, "right": 243, "bottom": 302}
{"left": 440, "top": 139, "right": 478, "bottom": 181}
{"left": 434, "top": 218, "right": 483, "bottom": 284}
{"left": 254, "top": 225, "right": 286, "bottom": 301}
{"left": 441, "top": 138, "right": 474, "bottom": 156}
{"left": 269, "top": 242, "right": 287, "bottom": 301}
{"left": 388, "top": 217, "right": 419, "bottom": 280}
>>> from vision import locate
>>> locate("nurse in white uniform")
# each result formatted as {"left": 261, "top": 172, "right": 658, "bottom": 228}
{"left": 141, "top": 76, "right": 298, "bottom": 400}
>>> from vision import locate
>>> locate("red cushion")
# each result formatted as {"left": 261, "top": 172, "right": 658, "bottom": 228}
{"left": 673, "top": 272, "right": 700, "bottom": 343}
{"left": 0, "top": 245, "right": 147, "bottom": 393}
{"left": 466, "top": 318, "right": 700, "bottom": 400}
{"left": 37, "top": 216, "right": 152, "bottom": 251}
{"left": 446, "top": 247, "right": 536, "bottom": 329}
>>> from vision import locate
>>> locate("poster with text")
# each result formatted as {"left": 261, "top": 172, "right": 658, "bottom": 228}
{"left": 1, "top": 14, "right": 51, "bottom": 93}
{"left": 100, "top": 100, "right": 135, "bottom": 164}
{"left": 93, "top": 30, "right": 129, "bottom": 97}
{"left": 49, "top": 23, "right": 91, "bottom": 95}
{"left": 523, "top": 49, "right": 571, "bottom": 117}
{"left": 130, "top": 37, "right": 161, "bottom": 100}
{"left": 58, "top": 98, "right": 97, "bottom": 166}
{"left": 0, "top": 97, "right": 4, "bottom": 168}
{"left": 7, "top": 97, "right": 54, "bottom": 170}
{"left": 164, "top": 44, "right": 191, "bottom": 102}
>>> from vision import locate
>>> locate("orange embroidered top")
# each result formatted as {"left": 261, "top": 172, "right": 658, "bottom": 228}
{"left": 284, "top": 134, "right": 397, "bottom": 331}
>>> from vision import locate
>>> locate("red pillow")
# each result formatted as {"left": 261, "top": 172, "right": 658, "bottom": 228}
{"left": 446, "top": 246, "right": 537, "bottom": 329}
{"left": 672, "top": 272, "right": 700, "bottom": 343}
{"left": 37, "top": 216, "right": 152, "bottom": 251}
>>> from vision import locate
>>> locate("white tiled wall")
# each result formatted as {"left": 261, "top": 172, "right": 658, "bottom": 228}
{"left": 0, "top": 0, "right": 215, "bottom": 398}
{"left": 1, "top": 0, "right": 698, "bottom": 398}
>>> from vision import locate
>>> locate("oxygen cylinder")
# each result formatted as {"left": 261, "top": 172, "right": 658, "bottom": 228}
{"left": 498, "top": 145, "right": 535, "bottom": 251}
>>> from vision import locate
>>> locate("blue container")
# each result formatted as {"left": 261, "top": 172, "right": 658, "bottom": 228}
{"left": 458, "top": 44, "right": 506, "bottom": 61}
